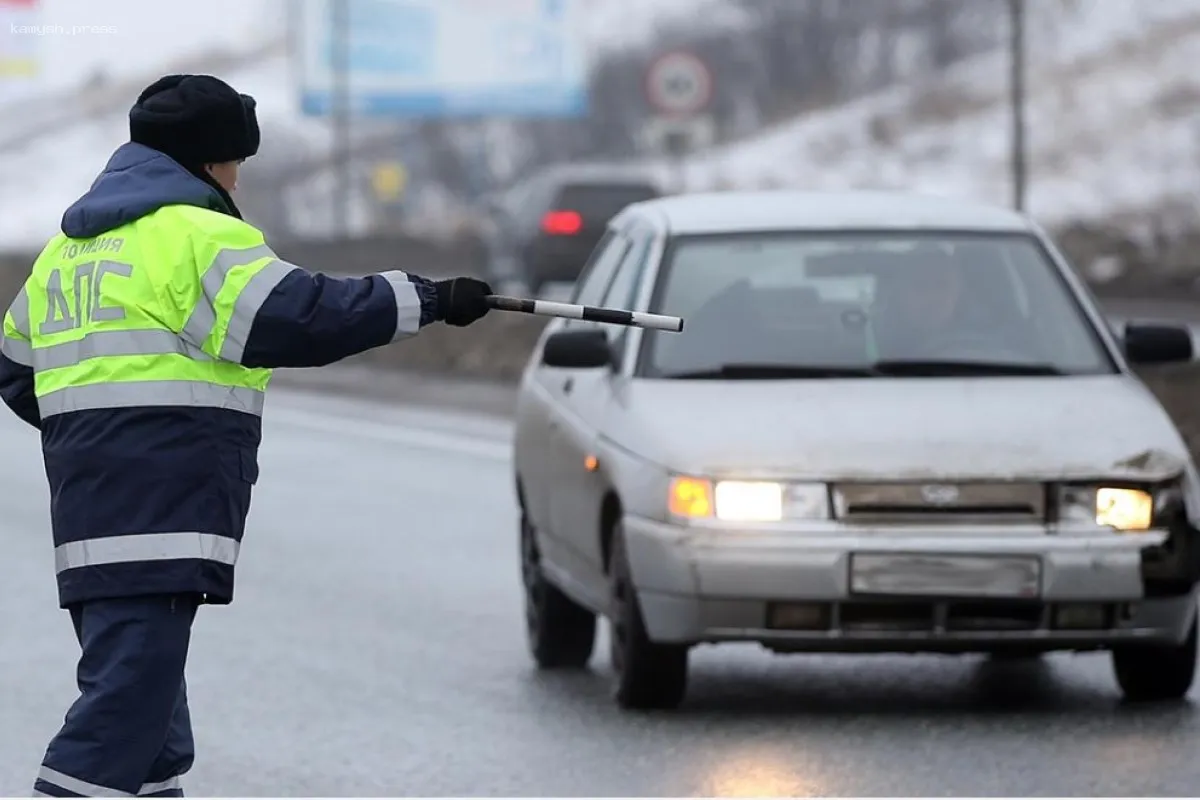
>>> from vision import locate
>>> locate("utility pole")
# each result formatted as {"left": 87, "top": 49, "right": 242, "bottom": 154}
{"left": 331, "top": 0, "right": 351, "bottom": 237}
{"left": 1008, "top": 0, "right": 1027, "bottom": 212}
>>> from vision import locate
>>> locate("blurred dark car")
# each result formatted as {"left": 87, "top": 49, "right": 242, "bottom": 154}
{"left": 481, "top": 164, "right": 662, "bottom": 297}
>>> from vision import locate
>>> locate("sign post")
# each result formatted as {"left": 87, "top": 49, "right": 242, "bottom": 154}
{"left": 294, "top": 0, "right": 589, "bottom": 236}
{"left": 643, "top": 50, "right": 714, "bottom": 193}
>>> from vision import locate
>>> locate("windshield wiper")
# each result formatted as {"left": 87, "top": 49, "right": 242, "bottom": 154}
{"left": 662, "top": 360, "right": 1067, "bottom": 380}
{"left": 663, "top": 364, "right": 880, "bottom": 379}
{"left": 869, "top": 359, "right": 1065, "bottom": 376}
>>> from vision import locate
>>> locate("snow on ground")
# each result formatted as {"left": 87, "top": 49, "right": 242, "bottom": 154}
{"left": 0, "top": 0, "right": 285, "bottom": 97}
{"left": 680, "top": 0, "right": 1200, "bottom": 229}
{"left": 0, "top": 48, "right": 308, "bottom": 249}
{"left": 4, "top": 0, "right": 1197, "bottom": 249}
{"left": 0, "top": 0, "right": 733, "bottom": 250}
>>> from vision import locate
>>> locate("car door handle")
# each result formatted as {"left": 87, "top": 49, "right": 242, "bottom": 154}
{"left": 562, "top": 377, "right": 574, "bottom": 394}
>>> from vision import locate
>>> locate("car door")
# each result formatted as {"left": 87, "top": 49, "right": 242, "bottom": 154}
{"left": 547, "top": 225, "right": 657, "bottom": 601}
{"left": 518, "top": 228, "right": 619, "bottom": 535}
{"left": 528, "top": 228, "right": 631, "bottom": 590}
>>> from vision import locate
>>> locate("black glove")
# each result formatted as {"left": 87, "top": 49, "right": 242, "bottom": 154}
{"left": 433, "top": 277, "right": 492, "bottom": 327}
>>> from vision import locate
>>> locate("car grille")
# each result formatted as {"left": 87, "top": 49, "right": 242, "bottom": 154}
{"left": 767, "top": 600, "right": 1126, "bottom": 634}
{"left": 832, "top": 482, "right": 1046, "bottom": 524}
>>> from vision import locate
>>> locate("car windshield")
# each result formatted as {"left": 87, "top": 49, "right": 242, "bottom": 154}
{"left": 638, "top": 231, "right": 1117, "bottom": 379}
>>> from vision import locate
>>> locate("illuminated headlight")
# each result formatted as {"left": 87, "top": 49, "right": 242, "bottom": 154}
{"left": 1058, "top": 485, "right": 1156, "bottom": 532}
{"left": 668, "top": 477, "right": 829, "bottom": 522}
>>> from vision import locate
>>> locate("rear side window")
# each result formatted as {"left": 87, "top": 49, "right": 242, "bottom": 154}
{"left": 570, "top": 231, "right": 631, "bottom": 309}
{"left": 552, "top": 183, "right": 660, "bottom": 222}
{"left": 601, "top": 231, "right": 654, "bottom": 314}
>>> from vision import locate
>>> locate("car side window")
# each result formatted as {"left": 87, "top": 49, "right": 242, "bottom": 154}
{"left": 597, "top": 229, "right": 654, "bottom": 344}
{"left": 601, "top": 230, "right": 653, "bottom": 310}
{"left": 588, "top": 229, "right": 656, "bottom": 366}
{"left": 569, "top": 230, "right": 631, "bottom": 311}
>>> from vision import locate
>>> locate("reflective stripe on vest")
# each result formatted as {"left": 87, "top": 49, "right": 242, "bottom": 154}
{"left": 0, "top": 332, "right": 32, "bottom": 365}
{"left": 54, "top": 531, "right": 241, "bottom": 574}
{"left": 38, "top": 380, "right": 265, "bottom": 416}
{"left": 32, "top": 328, "right": 209, "bottom": 370}
{"left": 25, "top": 211, "right": 281, "bottom": 418}
{"left": 1, "top": 286, "right": 32, "bottom": 365}
{"left": 8, "top": 286, "right": 29, "bottom": 336}
{"left": 181, "top": 244, "right": 299, "bottom": 363}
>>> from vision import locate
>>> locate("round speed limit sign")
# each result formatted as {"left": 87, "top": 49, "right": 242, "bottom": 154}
{"left": 645, "top": 51, "right": 713, "bottom": 116}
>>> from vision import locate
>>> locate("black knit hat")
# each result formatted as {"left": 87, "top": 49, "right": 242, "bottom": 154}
{"left": 129, "top": 74, "right": 260, "bottom": 167}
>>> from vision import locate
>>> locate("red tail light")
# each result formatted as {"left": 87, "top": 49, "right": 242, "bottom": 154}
{"left": 541, "top": 210, "right": 583, "bottom": 235}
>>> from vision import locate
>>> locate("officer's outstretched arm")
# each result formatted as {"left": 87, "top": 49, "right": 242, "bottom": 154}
{"left": 0, "top": 286, "right": 40, "bottom": 429}
{"left": 238, "top": 266, "right": 439, "bottom": 369}
{"left": 173, "top": 217, "right": 443, "bottom": 369}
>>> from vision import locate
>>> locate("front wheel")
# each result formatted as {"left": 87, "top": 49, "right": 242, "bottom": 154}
{"left": 609, "top": 525, "right": 689, "bottom": 710}
{"left": 521, "top": 511, "right": 595, "bottom": 669}
{"left": 1112, "top": 615, "right": 1197, "bottom": 702}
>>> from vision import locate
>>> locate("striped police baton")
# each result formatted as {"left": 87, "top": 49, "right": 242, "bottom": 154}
{"left": 485, "top": 295, "right": 684, "bottom": 332}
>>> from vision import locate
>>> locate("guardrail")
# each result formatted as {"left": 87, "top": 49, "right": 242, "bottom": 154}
{"left": 0, "top": 234, "right": 489, "bottom": 309}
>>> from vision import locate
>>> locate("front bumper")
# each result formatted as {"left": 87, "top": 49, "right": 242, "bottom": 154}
{"left": 623, "top": 515, "right": 1198, "bottom": 651}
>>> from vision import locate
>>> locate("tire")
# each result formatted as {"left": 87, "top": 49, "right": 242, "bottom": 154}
{"left": 520, "top": 510, "right": 596, "bottom": 669}
{"left": 608, "top": 525, "right": 689, "bottom": 710}
{"left": 1112, "top": 615, "right": 1197, "bottom": 702}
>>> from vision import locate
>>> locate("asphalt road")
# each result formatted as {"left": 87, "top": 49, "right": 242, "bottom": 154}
{"left": 4, "top": 387, "right": 1200, "bottom": 797}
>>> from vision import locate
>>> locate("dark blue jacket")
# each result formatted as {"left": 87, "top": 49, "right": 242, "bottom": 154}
{"left": 0, "top": 143, "right": 440, "bottom": 607}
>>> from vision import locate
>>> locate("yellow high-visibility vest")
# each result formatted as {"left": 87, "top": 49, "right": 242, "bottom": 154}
{"left": 1, "top": 205, "right": 290, "bottom": 419}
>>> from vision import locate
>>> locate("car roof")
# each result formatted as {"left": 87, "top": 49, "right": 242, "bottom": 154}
{"left": 619, "top": 190, "right": 1034, "bottom": 235}
{"left": 532, "top": 161, "right": 662, "bottom": 186}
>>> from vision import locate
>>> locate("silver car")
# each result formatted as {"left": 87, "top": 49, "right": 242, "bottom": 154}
{"left": 512, "top": 189, "right": 1200, "bottom": 710}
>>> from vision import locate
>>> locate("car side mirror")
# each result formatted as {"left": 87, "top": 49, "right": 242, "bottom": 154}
{"left": 1123, "top": 322, "right": 1194, "bottom": 366}
{"left": 541, "top": 329, "right": 612, "bottom": 369}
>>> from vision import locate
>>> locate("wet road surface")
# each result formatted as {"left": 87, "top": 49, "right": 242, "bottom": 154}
{"left": 3, "top": 388, "right": 1200, "bottom": 797}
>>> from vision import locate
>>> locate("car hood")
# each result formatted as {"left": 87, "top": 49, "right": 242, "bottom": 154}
{"left": 609, "top": 375, "right": 1190, "bottom": 482}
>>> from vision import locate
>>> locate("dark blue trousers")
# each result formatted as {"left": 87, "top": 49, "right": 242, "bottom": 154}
{"left": 33, "top": 594, "right": 200, "bottom": 798}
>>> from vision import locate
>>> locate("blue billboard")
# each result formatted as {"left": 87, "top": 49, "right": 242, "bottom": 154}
{"left": 295, "top": 0, "right": 588, "bottom": 117}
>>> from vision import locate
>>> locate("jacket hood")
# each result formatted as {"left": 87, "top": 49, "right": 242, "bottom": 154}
{"left": 61, "top": 142, "right": 232, "bottom": 238}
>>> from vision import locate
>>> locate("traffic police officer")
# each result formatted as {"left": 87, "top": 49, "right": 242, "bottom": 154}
{"left": 0, "top": 74, "right": 493, "bottom": 797}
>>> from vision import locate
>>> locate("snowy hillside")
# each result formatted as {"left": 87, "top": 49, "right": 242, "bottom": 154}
{"left": 0, "top": 45, "right": 300, "bottom": 249}
{"left": 1, "top": 0, "right": 708, "bottom": 99}
{"left": 0, "top": 0, "right": 285, "bottom": 96}
{"left": 679, "top": 0, "right": 1200, "bottom": 228}
{"left": 0, "top": 0, "right": 730, "bottom": 249}
{"left": 3, "top": 0, "right": 1199, "bottom": 249}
